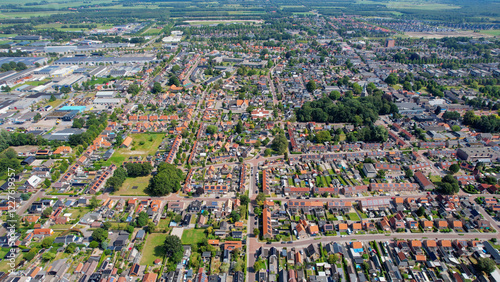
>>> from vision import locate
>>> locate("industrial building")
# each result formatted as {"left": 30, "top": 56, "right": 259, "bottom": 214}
{"left": 95, "top": 91, "right": 115, "bottom": 98}
{"left": 59, "top": 106, "right": 86, "bottom": 113}
{"left": 43, "top": 128, "right": 85, "bottom": 141}
{"left": 457, "top": 147, "right": 500, "bottom": 162}
{"left": 94, "top": 98, "right": 121, "bottom": 104}
{"left": 54, "top": 56, "right": 156, "bottom": 65}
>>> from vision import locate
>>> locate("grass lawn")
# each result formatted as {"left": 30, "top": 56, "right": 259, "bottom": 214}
{"left": 348, "top": 213, "right": 361, "bottom": 221}
{"left": 0, "top": 255, "right": 22, "bottom": 272}
{"left": 480, "top": 30, "right": 500, "bottom": 37}
{"left": 66, "top": 207, "right": 92, "bottom": 221}
{"left": 114, "top": 176, "right": 151, "bottom": 196}
{"left": 51, "top": 224, "right": 74, "bottom": 230}
{"left": 181, "top": 228, "right": 206, "bottom": 245}
{"left": 429, "top": 175, "right": 442, "bottom": 183}
{"left": 359, "top": 212, "right": 368, "bottom": 219}
{"left": 25, "top": 79, "right": 51, "bottom": 87}
{"left": 47, "top": 99, "right": 65, "bottom": 109}
{"left": 140, "top": 233, "right": 168, "bottom": 265}
{"left": 0, "top": 248, "right": 9, "bottom": 260}
{"left": 103, "top": 133, "right": 164, "bottom": 166}
{"left": 158, "top": 218, "right": 171, "bottom": 229}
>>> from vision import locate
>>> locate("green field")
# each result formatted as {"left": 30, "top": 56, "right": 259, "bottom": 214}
{"left": 480, "top": 30, "right": 500, "bottom": 37}
{"left": 66, "top": 207, "right": 92, "bottom": 221}
{"left": 184, "top": 20, "right": 262, "bottom": 26}
{"left": 142, "top": 28, "right": 163, "bottom": 36}
{"left": 181, "top": 228, "right": 206, "bottom": 245}
{"left": 104, "top": 133, "right": 164, "bottom": 166}
{"left": 0, "top": 11, "right": 73, "bottom": 19}
{"left": 114, "top": 175, "right": 152, "bottom": 196}
{"left": 140, "top": 233, "right": 168, "bottom": 265}
{"left": 348, "top": 213, "right": 361, "bottom": 221}
{"left": 355, "top": 0, "right": 461, "bottom": 10}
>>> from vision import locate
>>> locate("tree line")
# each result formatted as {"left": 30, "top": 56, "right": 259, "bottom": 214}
{"left": 295, "top": 91, "right": 399, "bottom": 126}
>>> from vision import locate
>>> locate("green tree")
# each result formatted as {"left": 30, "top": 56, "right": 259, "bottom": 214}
{"left": 147, "top": 221, "right": 156, "bottom": 233}
{"left": 23, "top": 249, "right": 37, "bottom": 261}
{"left": 477, "top": 257, "right": 496, "bottom": 273}
{"left": 41, "top": 237, "right": 54, "bottom": 248}
{"left": 253, "top": 228, "right": 260, "bottom": 237}
{"left": 34, "top": 113, "right": 42, "bottom": 122}
{"left": 230, "top": 210, "right": 241, "bottom": 223}
{"left": 314, "top": 131, "right": 332, "bottom": 143}
{"left": 264, "top": 148, "right": 272, "bottom": 157}
{"left": 168, "top": 76, "right": 181, "bottom": 87}
{"left": 146, "top": 163, "right": 184, "bottom": 196}
{"left": 256, "top": 193, "right": 266, "bottom": 205}
{"left": 152, "top": 82, "right": 162, "bottom": 94}
{"left": 240, "top": 195, "right": 250, "bottom": 206}
{"left": 443, "top": 111, "right": 461, "bottom": 120}
{"left": 449, "top": 164, "right": 460, "bottom": 174}
{"left": 89, "top": 241, "right": 99, "bottom": 248}
{"left": 438, "top": 174, "right": 460, "bottom": 194}
{"left": 102, "top": 221, "right": 111, "bottom": 230}
{"left": 42, "top": 252, "right": 56, "bottom": 261}
{"left": 128, "top": 84, "right": 141, "bottom": 95}
{"left": 416, "top": 206, "right": 426, "bottom": 217}
{"left": 206, "top": 125, "right": 218, "bottom": 135}
{"left": 163, "top": 235, "right": 183, "bottom": 263}
{"left": 137, "top": 211, "right": 149, "bottom": 227}
{"left": 90, "top": 195, "right": 99, "bottom": 209}
{"left": 42, "top": 206, "right": 53, "bottom": 218}
{"left": 91, "top": 228, "right": 108, "bottom": 243}
{"left": 235, "top": 121, "right": 243, "bottom": 134}
{"left": 306, "top": 80, "right": 317, "bottom": 93}
{"left": 171, "top": 65, "right": 181, "bottom": 72}
{"left": 328, "top": 253, "right": 340, "bottom": 264}
{"left": 385, "top": 73, "right": 398, "bottom": 85}
{"left": 43, "top": 178, "right": 51, "bottom": 188}
{"left": 72, "top": 118, "right": 85, "bottom": 129}
{"left": 271, "top": 133, "right": 288, "bottom": 155}
{"left": 66, "top": 242, "right": 77, "bottom": 253}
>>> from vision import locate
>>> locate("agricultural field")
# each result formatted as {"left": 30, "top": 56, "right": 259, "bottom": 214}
{"left": 140, "top": 233, "right": 168, "bottom": 265}
{"left": 183, "top": 19, "right": 263, "bottom": 26}
{"left": 355, "top": 0, "right": 461, "bottom": 10}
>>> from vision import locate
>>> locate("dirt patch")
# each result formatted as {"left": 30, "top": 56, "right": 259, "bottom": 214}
{"left": 405, "top": 30, "right": 492, "bottom": 39}
{"left": 121, "top": 150, "right": 148, "bottom": 155}
{"left": 10, "top": 145, "right": 39, "bottom": 154}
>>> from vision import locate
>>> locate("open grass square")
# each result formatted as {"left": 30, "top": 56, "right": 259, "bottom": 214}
{"left": 140, "top": 233, "right": 168, "bottom": 265}
{"left": 104, "top": 133, "right": 165, "bottom": 166}
{"left": 348, "top": 213, "right": 361, "bottom": 221}
{"left": 114, "top": 176, "right": 152, "bottom": 196}
{"left": 181, "top": 228, "right": 206, "bottom": 245}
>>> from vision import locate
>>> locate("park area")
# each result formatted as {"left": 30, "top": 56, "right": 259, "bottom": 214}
{"left": 181, "top": 228, "right": 206, "bottom": 245}
{"left": 140, "top": 233, "right": 168, "bottom": 265}
{"left": 104, "top": 133, "right": 164, "bottom": 166}
{"left": 113, "top": 175, "right": 152, "bottom": 196}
